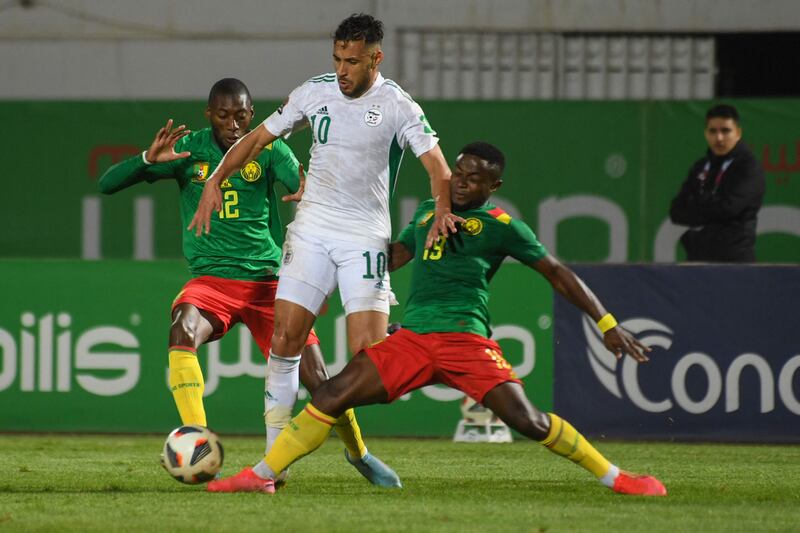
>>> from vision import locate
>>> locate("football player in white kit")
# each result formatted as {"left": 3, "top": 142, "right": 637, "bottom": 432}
{"left": 189, "top": 14, "right": 462, "bottom": 491}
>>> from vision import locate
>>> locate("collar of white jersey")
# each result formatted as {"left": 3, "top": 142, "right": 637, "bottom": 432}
{"left": 340, "top": 73, "right": 386, "bottom": 100}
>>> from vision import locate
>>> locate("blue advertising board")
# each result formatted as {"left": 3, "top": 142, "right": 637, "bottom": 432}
{"left": 554, "top": 264, "right": 800, "bottom": 442}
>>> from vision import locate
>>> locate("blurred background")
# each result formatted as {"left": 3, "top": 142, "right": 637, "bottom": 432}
{"left": 1, "top": 0, "right": 798, "bottom": 441}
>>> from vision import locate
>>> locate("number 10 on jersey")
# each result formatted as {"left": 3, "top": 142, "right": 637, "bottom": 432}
{"left": 309, "top": 114, "right": 331, "bottom": 144}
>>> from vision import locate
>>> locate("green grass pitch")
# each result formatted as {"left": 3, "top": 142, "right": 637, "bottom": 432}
{"left": 1, "top": 434, "right": 799, "bottom": 532}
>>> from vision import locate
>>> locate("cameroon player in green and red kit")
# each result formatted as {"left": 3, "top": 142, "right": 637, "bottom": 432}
{"left": 98, "top": 78, "right": 400, "bottom": 488}
{"left": 210, "top": 141, "right": 666, "bottom": 496}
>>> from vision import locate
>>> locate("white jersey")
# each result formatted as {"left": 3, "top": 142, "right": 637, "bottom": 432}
{"left": 263, "top": 73, "right": 438, "bottom": 248}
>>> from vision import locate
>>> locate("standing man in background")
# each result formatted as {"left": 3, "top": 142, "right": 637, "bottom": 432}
{"left": 670, "top": 104, "right": 765, "bottom": 262}
{"left": 189, "top": 14, "right": 460, "bottom": 487}
{"left": 98, "top": 78, "right": 399, "bottom": 487}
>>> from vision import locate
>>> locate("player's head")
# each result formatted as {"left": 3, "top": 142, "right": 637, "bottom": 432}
{"left": 451, "top": 142, "right": 505, "bottom": 210}
{"left": 332, "top": 13, "right": 384, "bottom": 98}
{"left": 704, "top": 104, "right": 742, "bottom": 156}
{"left": 206, "top": 78, "right": 254, "bottom": 151}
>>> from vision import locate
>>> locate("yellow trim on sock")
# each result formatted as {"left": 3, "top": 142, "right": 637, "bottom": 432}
{"left": 334, "top": 408, "right": 368, "bottom": 459}
{"left": 265, "top": 404, "right": 334, "bottom": 474}
{"left": 168, "top": 349, "right": 206, "bottom": 427}
{"left": 541, "top": 413, "right": 611, "bottom": 479}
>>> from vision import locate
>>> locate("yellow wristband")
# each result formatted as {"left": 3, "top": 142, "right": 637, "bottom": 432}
{"left": 597, "top": 313, "right": 617, "bottom": 334}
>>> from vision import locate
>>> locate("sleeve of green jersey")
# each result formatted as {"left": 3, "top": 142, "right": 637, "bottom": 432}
{"left": 504, "top": 219, "right": 549, "bottom": 264}
{"left": 396, "top": 200, "right": 432, "bottom": 254}
{"left": 396, "top": 220, "right": 417, "bottom": 255}
{"left": 269, "top": 140, "right": 301, "bottom": 193}
{"left": 97, "top": 153, "right": 177, "bottom": 194}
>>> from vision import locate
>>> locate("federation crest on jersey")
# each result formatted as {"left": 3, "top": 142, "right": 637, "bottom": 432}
{"left": 242, "top": 161, "right": 262, "bottom": 182}
{"left": 364, "top": 107, "right": 383, "bottom": 127}
{"left": 418, "top": 211, "right": 434, "bottom": 226}
{"left": 462, "top": 217, "right": 483, "bottom": 236}
{"left": 192, "top": 162, "right": 210, "bottom": 183}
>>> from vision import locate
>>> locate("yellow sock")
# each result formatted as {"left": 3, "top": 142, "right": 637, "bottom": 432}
{"left": 168, "top": 348, "right": 206, "bottom": 426}
{"left": 540, "top": 413, "right": 611, "bottom": 479}
{"left": 265, "top": 404, "right": 336, "bottom": 475}
{"left": 333, "top": 408, "right": 368, "bottom": 459}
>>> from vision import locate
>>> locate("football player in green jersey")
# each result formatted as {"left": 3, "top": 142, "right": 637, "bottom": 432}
{"left": 209, "top": 141, "right": 666, "bottom": 496}
{"left": 98, "top": 78, "right": 400, "bottom": 488}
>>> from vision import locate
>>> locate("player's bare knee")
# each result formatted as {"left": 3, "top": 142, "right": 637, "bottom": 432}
{"left": 169, "top": 318, "right": 196, "bottom": 347}
{"left": 270, "top": 327, "right": 306, "bottom": 356}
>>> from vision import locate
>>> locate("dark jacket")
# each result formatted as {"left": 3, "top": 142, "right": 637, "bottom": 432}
{"left": 669, "top": 141, "right": 765, "bottom": 262}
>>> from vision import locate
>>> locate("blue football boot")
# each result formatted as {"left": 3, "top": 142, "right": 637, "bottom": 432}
{"left": 344, "top": 449, "right": 402, "bottom": 488}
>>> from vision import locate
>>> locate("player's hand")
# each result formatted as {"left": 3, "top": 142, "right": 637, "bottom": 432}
{"left": 144, "top": 119, "right": 191, "bottom": 163}
{"left": 282, "top": 164, "right": 305, "bottom": 203}
{"left": 187, "top": 178, "right": 223, "bottom": 236}
{"left": 603, "top": 326, "right": 652, "bottom": 363}
{"left": 425, "top": 210, "right": 465, "bottom": 249}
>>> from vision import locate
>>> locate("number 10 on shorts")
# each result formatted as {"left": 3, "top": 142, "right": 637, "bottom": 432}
{"left": 362, "top": 251, "right": 387, "bottom": 279}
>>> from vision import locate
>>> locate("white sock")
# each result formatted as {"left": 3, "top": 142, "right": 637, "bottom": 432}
{"left": 263, "top": 351, "right": 301, "bottom": 455}
{"left": 599, "top": 464, "right": 620, "bottom": 488}
{"left": 253, "top": 460, "right": 277, "bottom": 480}
{"left": 265, "top": 426, "right": 282, "bottom": 455}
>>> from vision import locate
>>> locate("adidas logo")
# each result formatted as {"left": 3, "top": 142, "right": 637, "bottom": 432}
{"left": 315, "top": 106, "right": 329, "bottom": 115}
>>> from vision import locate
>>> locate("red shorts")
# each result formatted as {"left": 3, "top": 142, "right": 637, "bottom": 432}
{"left": 364, "top": 328, "right": 522, "bottom": 403}
{"left": 172, "top": 276, "right": 319, "bottom": 358}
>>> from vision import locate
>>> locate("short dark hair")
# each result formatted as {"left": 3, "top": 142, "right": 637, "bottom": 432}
{"left": 208, "top": 78, "right": 251, "bottom": 105}
{"left": 459, "top": 142, "right": 506, "bottom": 179}
{"left": 706, "top": 104, "right": 740, "bottom": 125}
{"left": 333, "top": 13, "right": 384, "bottom": 44}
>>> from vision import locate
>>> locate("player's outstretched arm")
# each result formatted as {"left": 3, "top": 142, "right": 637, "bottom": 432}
{"left": 531, "top": 255, "right": 652, "bottom": 362}
{"left": 98, "top": 119, "right": 190, "bottom": 195}
{"left": 188, "top": 124, "right": 278, "bottom": 235}
{"left": 388, "top": 242, "right": 413, "bottom": 272}
{"left": 419, "top": 145, "right": 465, "bottom": 249}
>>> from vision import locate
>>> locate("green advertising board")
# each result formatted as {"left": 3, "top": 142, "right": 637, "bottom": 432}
{"left": 1, "top": 98, "right": 797, "bottom": 435}
{"left": 0, "top": 260, "right": 553, "bottom": 436}
{"left": 1, "top": 99, "right": 798, "bottom": 262}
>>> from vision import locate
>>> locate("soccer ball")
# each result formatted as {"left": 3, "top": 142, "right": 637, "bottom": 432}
{"left": 160, "top": 425, "right": 224, "bottom": 484}
{"left": 460, "top": 396, "right": 496, "bottom": 424}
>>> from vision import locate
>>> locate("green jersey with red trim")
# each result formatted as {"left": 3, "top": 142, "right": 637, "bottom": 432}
{"left": 97, "top": 127, "right": 300, "bottom": 280}
{"left": 396, "top": 199, "right": 548, "bottom": 337}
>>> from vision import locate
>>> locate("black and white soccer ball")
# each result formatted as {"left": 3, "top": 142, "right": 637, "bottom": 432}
{"left": 160, "top": 425, "right": 224, "bottom": 484}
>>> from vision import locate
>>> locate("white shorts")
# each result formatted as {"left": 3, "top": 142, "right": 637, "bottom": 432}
{"left": 276, "top": 228, "right": 396, "bottom": 316}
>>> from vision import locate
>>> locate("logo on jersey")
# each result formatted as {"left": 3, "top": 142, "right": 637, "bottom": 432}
{"left": 283, "top": 245, "right": 293, "bottom": 265}
{"left": 192, "top": 162, "right": 210, "bottom": 183}
{"left": 241, "top": 161, "right": 262, "bottom": 182}
{"left": 365, "top": 107, "right": 383, "bottom": 127}
{"left": 418, "top": 211, "right": 434, "bottom": 226}
{"left": 316, "top": 106, "right": 329, "bottom": 115}
{"left": 462, "top": 217, "right": 484, "bottom": 236}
